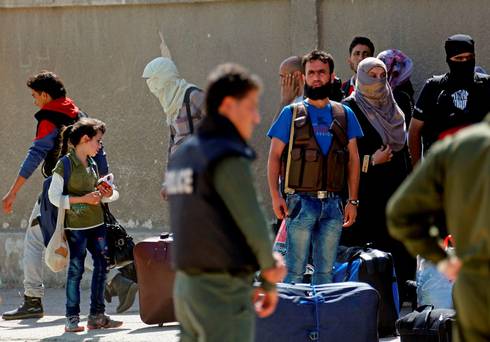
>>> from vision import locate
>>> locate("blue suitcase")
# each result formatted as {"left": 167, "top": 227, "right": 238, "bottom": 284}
{"left": 255, "top": 282, "right": 379, "bottom": 342}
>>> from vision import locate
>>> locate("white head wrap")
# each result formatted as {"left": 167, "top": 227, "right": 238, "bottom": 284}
{"left": 142, "top": 57, "right": 196, "bottom": 125}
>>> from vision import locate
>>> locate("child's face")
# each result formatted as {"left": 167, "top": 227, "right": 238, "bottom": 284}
{"left": 85, "top": 131, "right": 104, "bottom": 157}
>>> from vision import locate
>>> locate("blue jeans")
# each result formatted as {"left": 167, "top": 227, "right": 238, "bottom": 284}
{"left": 284, "top": 194, "right": 343, "bottom": 285}
{"left": 66, "top": 225, "right": 108, "bottom": 317}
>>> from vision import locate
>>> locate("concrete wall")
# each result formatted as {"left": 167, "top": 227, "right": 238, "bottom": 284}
{"left": 1, "top": 0, "right": 489, "bottom": 286}
{"left": 320, "top": 0, "right": 490, "bottom": 92}
{"left": 0, "top": 0, "right": 311, "bottom": 287}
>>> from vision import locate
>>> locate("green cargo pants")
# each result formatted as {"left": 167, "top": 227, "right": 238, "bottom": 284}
{"left": 173, "top": 271, "right": 255, "bottom": 342}
{"left": 453, "top": 269, "right": 490, "bottom": 342}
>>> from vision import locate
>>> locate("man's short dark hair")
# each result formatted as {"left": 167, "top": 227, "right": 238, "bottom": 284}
{"left": 27, "top": 71, "right": 66, "bottom": 99}
{"left": 302, "top": 50, "right": 335, "bottom": 74}
{"left": 349, "top": 36, "right": 375, "bottom": 56}
{"left": 205, "top": 63, "right": 262, "bottom": 116}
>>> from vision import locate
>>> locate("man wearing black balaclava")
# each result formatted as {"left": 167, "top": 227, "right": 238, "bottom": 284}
{"left": 408, "top": 34, "right": 490, "bottom": 166}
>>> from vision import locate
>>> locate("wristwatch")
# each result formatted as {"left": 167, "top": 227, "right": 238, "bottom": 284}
{"left": 348, "top": 199, "right": 360, "bottom": 207}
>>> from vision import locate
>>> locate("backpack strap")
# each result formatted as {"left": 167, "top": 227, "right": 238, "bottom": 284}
{"left": 284, "top": 103, "right": 306, "bottom": 193}
{"left": 330, "top": 101, "right": 349, "bottom": 146}
{"left": 61, "top": 156, "right": 72, "bottom": 195}
{"left": 184, "top": 86, "right": 201, "bottom": 134}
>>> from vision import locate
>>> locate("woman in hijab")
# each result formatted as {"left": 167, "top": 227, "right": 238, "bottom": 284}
{"left": 341, "top": 57, "right": 414, "bottom": 305}
{"left": 377, "top": 49, "right": 414, "bottom": 126}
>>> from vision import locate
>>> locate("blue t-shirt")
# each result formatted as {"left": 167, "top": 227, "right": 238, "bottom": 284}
{"left": 267, "top": 100, "right": 364, "bottom": 155}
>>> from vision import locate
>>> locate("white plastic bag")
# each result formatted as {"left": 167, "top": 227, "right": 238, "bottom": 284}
{"left": 45, "top": 199, "right": 69, "bottom": 272}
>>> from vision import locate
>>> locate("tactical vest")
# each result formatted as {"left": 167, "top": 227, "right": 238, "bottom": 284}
{"left": 167, "top": 122, "right": 259, "bottom": 273}
{"left": 282, "top": 101, "right": 349, "bottom": 193}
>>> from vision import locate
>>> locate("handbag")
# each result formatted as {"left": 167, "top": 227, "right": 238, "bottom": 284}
{"left": 45, "top": 196, "right": 70, "bottom": 272}
{"left": 103, "top": 203, "right": 135, "bottom": 268}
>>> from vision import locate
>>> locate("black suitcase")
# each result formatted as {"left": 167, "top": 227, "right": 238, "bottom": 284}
{"left": 396, "top": 305, "right": 456, "bottom": 342}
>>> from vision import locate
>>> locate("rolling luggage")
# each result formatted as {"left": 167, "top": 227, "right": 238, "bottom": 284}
{"left": 133, "top": 233, "right": 176, "bottom": 325}
{"left": 255, "top": 282, "right": 379, "bottom": 342}
{"left": 334, "top": 246, "right": 400, "bottom": 337}
{"left": 396, "top": 305, "right": 455, "bottom": 342}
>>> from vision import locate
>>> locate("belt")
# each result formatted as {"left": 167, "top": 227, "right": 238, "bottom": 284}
{"left": 285, "top": 189, "right": 339, "bottom": 199}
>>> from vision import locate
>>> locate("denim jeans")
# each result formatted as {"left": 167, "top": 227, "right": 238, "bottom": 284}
{"left": 284, "top": 193, "right": 343, "bottom": 285}
{"left": 66, "top": 225, "right": 108, "bottom": 317}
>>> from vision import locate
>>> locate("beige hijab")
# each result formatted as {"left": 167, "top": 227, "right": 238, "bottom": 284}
{"left": 354, "top": 57, "right": 406, "bottom": 152}
{"left": 142, "top": 57, "right": 196, "bottom": 125}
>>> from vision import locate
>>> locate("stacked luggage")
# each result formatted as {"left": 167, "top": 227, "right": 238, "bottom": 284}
{"left": 334, "top": 246, "right": 400, "bottom": 337}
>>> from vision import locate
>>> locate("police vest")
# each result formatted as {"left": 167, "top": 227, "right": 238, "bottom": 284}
{"left": 282, "top": 101, "right": 349, "bottom": 193}
{"left": 167, "top": 131, "right": 259, "bottom": 273}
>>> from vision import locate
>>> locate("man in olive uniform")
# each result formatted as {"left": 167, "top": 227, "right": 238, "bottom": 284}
{"left": 167, "top": 63, "right": 286, "bottom": 342}
{"left": 387, "top": 114, "right": 490, "bottom": 342}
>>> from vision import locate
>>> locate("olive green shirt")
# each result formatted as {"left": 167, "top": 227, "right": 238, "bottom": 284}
{"left": 213, "top": 156, "right": 276, "bottom": 271}
{"left": 387, "top": 114, "right": 490, "bottom": 268}
{"left": 52, "top": 151, "right": 104, "bottom": 230}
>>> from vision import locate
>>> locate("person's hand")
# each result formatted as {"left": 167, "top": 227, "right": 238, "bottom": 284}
{"left": 160, "top": 184, "right": 168, "bottom": 201}
{"left": 437, "top": 257, "right": 462, "bottom": 282}
{"left": 2, "top": 191, "right": 16, "bottom": 214}
{"left": 280, "top": 73, "right": 299, "bottom": 106}
{"left": 96, "top": 183, "right": 113, "bottom": 198}
{"left": 253, "top": 288, "right": 279, "bottom": 318}
{"left": 372, "top": 145, "right": 393, "bottom": 165}
{"left": 82, "top": 191, "right": 102, "bottom": 205}
{"left": 261, "top": 252, "right": 287, "bottom": 283}
{"left": 159, "top": 31, "right": 172, "bottom": 59}
{"left": 342, "top": 203, "right": 357, "bottom": 228}
{"left": 272, "top": 196, "right": 288, "bottom": 220}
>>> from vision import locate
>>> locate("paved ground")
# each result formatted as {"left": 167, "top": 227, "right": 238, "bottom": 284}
{"left": 0, "top": 288, "right": 401, "bottom": 341}
{"left": 0, "top": 288, "right": 179, "bottom": 341}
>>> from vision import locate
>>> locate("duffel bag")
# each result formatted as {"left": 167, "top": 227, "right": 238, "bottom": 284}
{"left": 255, "top": 282, "right": 379, "bottom": 342}
{"left": 396, "top": 305, "right": 455, "bottom": 342}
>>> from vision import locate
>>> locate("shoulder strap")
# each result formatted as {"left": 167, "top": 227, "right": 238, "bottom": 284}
{"left": 330, "top": 101, "right": 347, "bottom": 129}
{"left": 184, "top": 86, "right": 201, "bottom": 134}
{"left": 61, "top": 156, "right": 71, "bottom": 195}
{"left": 330, "top": 101, "right": 349, "bottom": 146}
{"left": 284, "top": 103, "right": 306, "bottom": 193}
